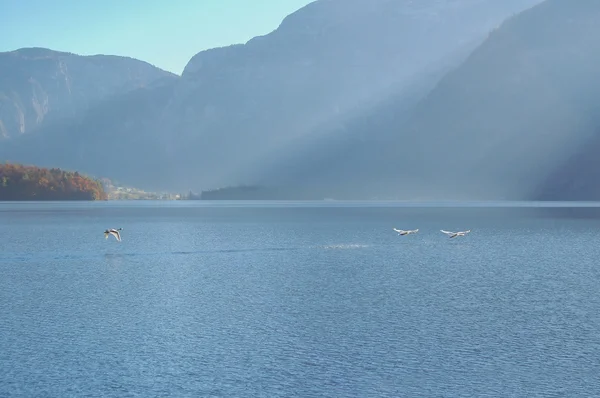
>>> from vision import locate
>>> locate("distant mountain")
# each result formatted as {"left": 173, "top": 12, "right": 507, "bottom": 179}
{"left": 0, "top": 47, "right": 175, "bottom": 138}
{"left": 0, "top": 0, "right": 542, "bottom": 192}
{"left": 257, "top": 0, "right": 600, "bottom": 200}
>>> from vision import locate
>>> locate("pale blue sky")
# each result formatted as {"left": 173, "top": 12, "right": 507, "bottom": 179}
{"left": 0, "top": 0, "right": 314, "bottom": 74}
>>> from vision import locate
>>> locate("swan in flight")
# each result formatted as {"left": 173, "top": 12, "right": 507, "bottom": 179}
{"left": 393, "top": 228, "right": 419, "bottom": 236}
{"left": 104, "top": 228, "right": 122, "bottom": 241}
{"left": 440, "top": 229, "right": 470, "bottom": 238}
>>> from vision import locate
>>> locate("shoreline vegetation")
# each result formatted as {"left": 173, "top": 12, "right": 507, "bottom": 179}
{"left": 0, "top": 165, "right": 303, "bottom": 201}
{"left": 0, "top": 163, "right": 107, "bottom": 200}
{"left": 0, "top": 163, "right": 259, "bottom": 201}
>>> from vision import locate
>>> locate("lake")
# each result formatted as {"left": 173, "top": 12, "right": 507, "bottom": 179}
{"left": 1, "top": 201, "right": 599, "bottom": 397}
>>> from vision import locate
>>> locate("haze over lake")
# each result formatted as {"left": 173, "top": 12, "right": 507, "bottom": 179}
{"left": 1, "top": 201, "right": 599, "bottom": 396}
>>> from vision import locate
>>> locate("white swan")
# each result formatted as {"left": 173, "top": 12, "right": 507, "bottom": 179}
{"left": 440, "top": 229, "right": 470, "bottom": 238}
{"left": 104, "top": 228, "right": 122, "bottom": 241}
{"left": 393, "top": 228, "right": 419, "bottom": 236}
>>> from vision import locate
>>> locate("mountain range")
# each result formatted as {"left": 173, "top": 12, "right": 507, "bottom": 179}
{"left": 3, "top": 0, "right": 599, "bottom": 200}
{"left": 0, "top": 48, "right": 175, "bottom": 138}
{"left": 260, "top": 0, "right": 600, "bottom": 200}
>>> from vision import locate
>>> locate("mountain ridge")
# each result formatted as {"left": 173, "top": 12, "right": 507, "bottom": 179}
{"left": 2, "top": 0, "right": 545, "bottom": 197}
{"left": 0, "top": 47, "right": 176, "bottom": 138}
{"left": 259, "top": 0, "right": 600, "bottom": 200}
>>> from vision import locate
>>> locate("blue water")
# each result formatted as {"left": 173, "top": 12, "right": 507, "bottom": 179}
{"left": 1, "top": 201, "right": 600, "bottom": 397}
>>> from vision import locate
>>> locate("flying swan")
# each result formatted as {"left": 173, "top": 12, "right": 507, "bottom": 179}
{"left": 104, "top": 228, "right": 123, "bottom": 241}
{"left": 440, "top": 229, "right": 470, "bottom": 238}
{"left": 393, "top": 228, "right": 419, "bottom": 236}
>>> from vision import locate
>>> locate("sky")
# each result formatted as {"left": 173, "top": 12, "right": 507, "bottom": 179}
{"left": 0, "top": 0, "right": 314, "bottom": 74}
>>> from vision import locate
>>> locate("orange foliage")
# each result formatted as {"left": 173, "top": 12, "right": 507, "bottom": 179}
{"left": 0, "top": 163, "right": 107, "bottom": 200}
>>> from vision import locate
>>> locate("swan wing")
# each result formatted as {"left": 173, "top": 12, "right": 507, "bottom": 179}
{"left": 109, "top": 230, "right": 121, "bottom": 241}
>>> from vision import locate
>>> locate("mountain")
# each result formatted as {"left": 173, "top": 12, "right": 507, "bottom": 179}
{"left": 256, "top": 0, "right": 600, "bottom": 200}
{"left": 0, "top": 47, "right": 175, "bottom": 138}
{"left": 1, "top": 0, "right": 543, "bottom": 192}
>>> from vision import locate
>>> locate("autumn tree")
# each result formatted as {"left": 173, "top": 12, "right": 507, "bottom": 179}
{"left": 0, "top": 163, "right": 107, "bottom": 200}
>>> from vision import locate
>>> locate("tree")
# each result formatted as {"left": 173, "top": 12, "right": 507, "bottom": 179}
{"left": 0, "top": 163, "right": 108, "bottom": 201}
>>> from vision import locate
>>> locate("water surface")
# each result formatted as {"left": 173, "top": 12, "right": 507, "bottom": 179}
{"left": 1, "top": 201, "right": 599, "bottom": 397}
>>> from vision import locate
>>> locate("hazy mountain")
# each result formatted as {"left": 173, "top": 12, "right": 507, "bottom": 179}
{"left": 257, "top": 0, "right": 600, "bottom": 200}
{"left": 1, "top": 0, "right": 542, "bottom": 192}
{"left": 0, "top": 47, "right": 175, "bottom": 138}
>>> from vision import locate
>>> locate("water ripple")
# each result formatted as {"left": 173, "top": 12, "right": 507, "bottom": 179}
{"left": 1, "top": 204, "right": 600, "bottom": 396}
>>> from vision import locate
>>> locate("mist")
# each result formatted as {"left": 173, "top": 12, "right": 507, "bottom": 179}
{"left": 249, "top": 0, "right": 600, "bottom": 200}
{"left": 4, "top": 0, "right": 600, "bottom": 201}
